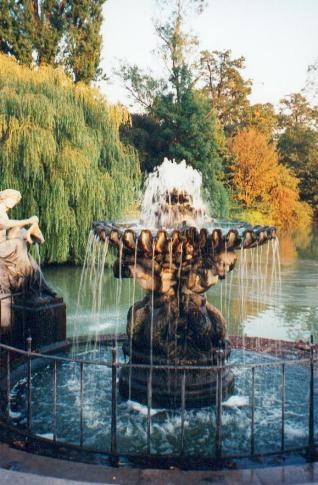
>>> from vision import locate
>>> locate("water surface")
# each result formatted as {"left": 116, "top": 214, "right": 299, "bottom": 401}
{"left": 44, "top": 226, "right": 318, "bottom": 342}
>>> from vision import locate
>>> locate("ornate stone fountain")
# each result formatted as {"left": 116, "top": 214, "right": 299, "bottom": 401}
{"left": 93, "top": 160, "right": 276, "bottom": 407}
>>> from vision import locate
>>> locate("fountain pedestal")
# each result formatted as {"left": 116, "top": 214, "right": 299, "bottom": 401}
{"left": 119, "top": 293, "right": 234, "bottom": 407}
{"left": 119, "top": 359, "right": 234, "bottom": 408}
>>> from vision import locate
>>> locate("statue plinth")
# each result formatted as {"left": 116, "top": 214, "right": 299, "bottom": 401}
{"left": 3, "top": 294, "right": 66, "bottom": 350}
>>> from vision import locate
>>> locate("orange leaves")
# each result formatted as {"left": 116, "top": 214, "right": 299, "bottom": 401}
{"left": 229, "top": 128, "right": 312, "bottom": 229}
{"left": 229, "top": 129, "right": 280, "bottom": 207}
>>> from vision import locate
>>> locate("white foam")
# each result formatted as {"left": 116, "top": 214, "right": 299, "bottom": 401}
{"left": 140, "top": 158, "right": 209, "bottom": 228}
{"left": 223, "top": 395, "right": 249, "bottom": 408}
{"left": 37, "top": 433, "right": 54, "bottom": 440}
{"left": 126, "top": 400, "right": 163, "bottom": 416}
{"left": 285, "top": 424, "right": 306, "bottom": 439}
{"left": 9, "top": 409, "right": 22, "bottom": 419}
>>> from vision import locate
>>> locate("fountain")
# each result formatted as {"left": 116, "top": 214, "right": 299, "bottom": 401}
{"left": 2, "top": 167, "right": 316, "bottom": 468}
{"left": 92, "top": 159, "right": 276, "bottom": 407}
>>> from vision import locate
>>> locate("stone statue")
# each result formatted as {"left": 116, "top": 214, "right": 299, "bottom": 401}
{"left": 0, "top": 189, "right": 51, "bottom": 329}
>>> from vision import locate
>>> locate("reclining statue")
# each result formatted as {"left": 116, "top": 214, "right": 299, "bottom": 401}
{"left": 0, "top": 189, "right": 53, "bottom": 329}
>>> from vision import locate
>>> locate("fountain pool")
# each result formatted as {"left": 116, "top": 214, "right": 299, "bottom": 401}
{"left": 7, "top": 341, "right": 318, "bottom": 461}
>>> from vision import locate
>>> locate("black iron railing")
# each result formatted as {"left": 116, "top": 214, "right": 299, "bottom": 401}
{"left": 0, "top": 293, "right": 316, "bottom": 467}
{"left": 0, "top": 338, "right": 317, "bottom": 466}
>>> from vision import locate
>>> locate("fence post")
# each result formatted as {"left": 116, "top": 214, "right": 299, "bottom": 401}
{"left": 79, "top": 361, "right": 84, "bottom": 447}
{"left": 10, "top": 294, "right": 13, "bottom": 330}
{"left": 52, "top": 360, "right": 57, "bottom": 442}
{"left": 27, "top": 331, "right": 32, "bottom": 430}
{"left": 251, "top": 366, "right": 255, "bottom": 455}
{"left": 215, "top": 348, "right": 223, "bottom": 461}
{"left": 309, "top": 335, "right": 314, "bottom": 449}
{"left": 6, "top": 351, "right": 10, "bottom": 419}
{"left": 281, "top": 363, "right": 285, "bottom": 452}
{"left": 0, "top": 299, "right": 2, "bottom": 340}
{"left": 147, "top": 366, "right": 153, "bottom": 455}
{"left": 110, "top": 341, "right": 118, "bottom": 466}
{"left": 180, "top": 369, "right": 186, "bottom": 455}
{"left": 22, "top": 287, "right": 26, "bottom": 339}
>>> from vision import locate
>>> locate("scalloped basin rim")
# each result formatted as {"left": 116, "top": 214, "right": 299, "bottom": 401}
{"left": 92, "top": 220, "right": 277, "bottom": 241}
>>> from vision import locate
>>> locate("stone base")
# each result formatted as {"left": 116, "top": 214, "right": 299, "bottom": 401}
{"left": 119, "top": 361, "right": 234, "bottom": 408}
{"left": 0, "top": 294, "right": 66, "bottom": 350}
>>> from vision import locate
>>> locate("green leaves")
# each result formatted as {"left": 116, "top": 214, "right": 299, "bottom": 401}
{"left": 277, "top": 93, "right": 318, "bottom": 212}
{"left": 0, "top": 55, "right": 140, "bottom": 263}
{"left": 199, "top": 50, "right": 252, "bottom": 136}
{"left": 0, "top": 0, "right": 106, "bottom": 84}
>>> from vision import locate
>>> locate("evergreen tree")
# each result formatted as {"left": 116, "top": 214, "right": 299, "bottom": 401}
{"left": 0, "top": 0, "right": 106, "bottom": 83}
{"left": 0, "top": 0, "right": 35, "bottom": 65}
{"left": 120, "top": 0, "right": 229, "bottom": 216}
{"left": 151, "top": 70, "right": 229, "bottom": 216}
{"left": 120, "top": 113, "right": 166, "bottom": 173}
{"left": 64, "top": 0, "right": 105, "bottom": 83}
{"left": 0, "top": 0, "right": 65, "bottom": 65}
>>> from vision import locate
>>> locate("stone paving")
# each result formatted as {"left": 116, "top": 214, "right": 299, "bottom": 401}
{"left": 1, "top": 443, "right": 318, "bottom": 484}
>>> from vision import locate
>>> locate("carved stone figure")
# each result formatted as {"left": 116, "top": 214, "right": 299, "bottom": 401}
{"left": 0, "top": 189, "right": 53, "bottom": 329}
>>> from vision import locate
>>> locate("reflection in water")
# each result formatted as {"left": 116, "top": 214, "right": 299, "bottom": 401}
{"left": 44, "top": 226, "right": 318, "bottom": 342}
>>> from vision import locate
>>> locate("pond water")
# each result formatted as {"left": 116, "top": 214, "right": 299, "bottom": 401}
{"left": 43, "top": 225, "right": 318, "bottom": 343}
{"left": 9, "top": 345, "right": 318, "bottom": 457}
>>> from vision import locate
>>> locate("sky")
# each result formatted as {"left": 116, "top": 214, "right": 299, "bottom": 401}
{"left": 99, "top": 0, "right": 318, "bottom": 109}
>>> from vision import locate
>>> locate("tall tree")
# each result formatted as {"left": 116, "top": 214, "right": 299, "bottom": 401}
{"left": 199, "top": 49, "right": 252, "bottom": 135}
{"left": 277, "top": 93, "right": 318, "bottom": 212}
{"left": 0, "top": 54, "right": 140, "bottom": 263}
{"left": 120, "top": 0, "right": 229, "bottom": 216}
{"left": 243, "top": 103, "right": 277, "bottom": 139}
{"left": 229, "top": 128, "right": 312, "bottom": 229}
{"left": 305, "top": 59, "right": 318, "bottom": 105}
{"left": 278, "top": 93, "right": 318, "bottom": 128}
{"left": 0, "top": 0, "right": 65, "bottom": 65}
{"left": 64, "top": 0, "right": 105, "bottom": 83}
{"left": 152, "top": 72, "right": 229, "bottom": 215}
{"left": 229, "top": 129, "right": 279, "bottom": 209}
{"left": 0, "top": 0, "right": 106, "bottom": 83}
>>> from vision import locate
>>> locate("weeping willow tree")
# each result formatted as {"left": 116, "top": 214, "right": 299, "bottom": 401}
{"left": 0, "top": 54, "right": 140, "bottom": 264}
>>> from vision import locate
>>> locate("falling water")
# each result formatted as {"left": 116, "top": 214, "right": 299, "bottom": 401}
{"left": 74, "top": 157, "right": 282, "bottom": 408}
{"left": 74, "top": 231, "right": 110, "bottom": 356}
{"left": 233, "top": 235, "right": 281, "bottom": 348}
{"left": 76, "top": 230, "right": 95, "bottom": 309}
{"left": 147, "top": 241, "right": 156, "bottom": 451}
{"left": 114, "top": 240, "right": 124, "bottom": 350}
{"left": 128, "top": 238, "right": 139, "bottom": 400}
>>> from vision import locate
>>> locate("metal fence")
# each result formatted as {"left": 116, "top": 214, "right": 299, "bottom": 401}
{"left": 0, "top": 293, "right": 317, "bottom": 467}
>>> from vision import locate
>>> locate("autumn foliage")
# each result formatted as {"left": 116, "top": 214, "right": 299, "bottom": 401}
{"left": 229, "top": 129, "right": 312, "bottom": 229}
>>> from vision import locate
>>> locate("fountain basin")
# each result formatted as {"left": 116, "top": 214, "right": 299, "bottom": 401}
{"left": 2, "top": 337, "right": 315, "bottom": 465}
